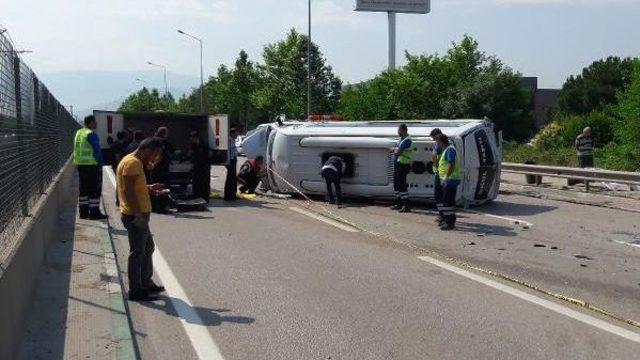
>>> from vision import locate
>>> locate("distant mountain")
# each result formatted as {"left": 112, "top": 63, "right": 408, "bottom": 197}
{"left": 38, "top": 70, "right": 200, "bottom": 117}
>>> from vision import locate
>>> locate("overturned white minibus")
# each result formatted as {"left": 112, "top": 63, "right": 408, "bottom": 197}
{"left": 242, "top": 119, "right": 502, "bottom": 206}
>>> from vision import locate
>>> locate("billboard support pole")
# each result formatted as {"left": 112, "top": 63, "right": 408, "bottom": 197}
{"left": 388, "top": 11, "right": 396, "bottom": 70}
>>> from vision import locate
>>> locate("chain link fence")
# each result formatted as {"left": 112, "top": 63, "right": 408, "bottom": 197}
{"left": 0, "top": 31, "right": 80, "bottom": 262}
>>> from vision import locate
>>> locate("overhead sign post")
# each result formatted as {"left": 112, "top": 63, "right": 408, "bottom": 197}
{"left": 354, "top": 0, "right": 431, "bottom": 70}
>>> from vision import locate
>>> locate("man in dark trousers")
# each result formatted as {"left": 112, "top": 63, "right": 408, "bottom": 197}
{"left": 430, "top": 128, "right": 444, "bottom": 225}
{"left": 117, "top": 137, "right": 166, "bottom": 302}
{"left": 391, "top": 123, "right": 414, "bottom": 213}
{"left": 575, "top": 127, "right": 594, "bottom": 168}
{"left": 188, "top": 131, "right": 212, "bottom": 201}
{"left": 237, "top": 156, "right": 263, "bottom": 194}
{"left": 321, "top": 156, "right": 345, "bottom": 205}
{"left": 73, "top": 115, "right": 108, "bottom": 220}
{"left": 435, "top": 133, "right": 463, "bottom": 230}
{"left": 224, "top": 128, "right": 239, "bottom": 201}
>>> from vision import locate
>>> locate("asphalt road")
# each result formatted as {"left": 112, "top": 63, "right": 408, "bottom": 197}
{"left": 102, "top": 167, "right": 640, "bottom": 360}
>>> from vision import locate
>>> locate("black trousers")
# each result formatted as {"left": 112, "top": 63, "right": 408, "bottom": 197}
{"left": 193, "top": 167, "right": 212, "bottom": 201}
{"left": 441, "top": 184, "right": 459, "bottom": 226}
{"left": 434, "top": 174, "right": 443, "bottom": 218}
{"left": 238, "top": 173, "right": 260, "bottom": 194}
{"left": 78, "top": 165, "right": 101, "bottom": 216}
{"left": 122, "top": 214, "right": 155, "bottom": 293}
{"left": 322, "top": 168, "right": 342, "bottom": 203}
{"left": 393, "top": 163, "right": 411, "bottom": 205}
{"left": 578, "top": 155, "right": 594, "bottom": 168}
{"left": 224, "top": 158, "right": 238, "bottom": 200}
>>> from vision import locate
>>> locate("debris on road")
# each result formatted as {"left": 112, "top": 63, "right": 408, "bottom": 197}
{"left": 575, "top": 255, "right": 594, "bottom": 261}
{"left": 534, "top": 244, "right": 546, "bottom": 248}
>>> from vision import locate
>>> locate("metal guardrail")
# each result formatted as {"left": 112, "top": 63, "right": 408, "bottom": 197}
{"left": 501, "top": 162, "right": 640, "bottom": 190}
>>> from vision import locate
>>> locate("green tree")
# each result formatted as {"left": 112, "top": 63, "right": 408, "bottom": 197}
{"left": 119, "top": 88, "right": 177, "bottom": 112}
{"left": 254, "top": 29, "right": 342, "bottom": 119}
{"left": 558, "top": 56, "right": 635, "bottom": 115}
{"left": 339, "top": 35, "right": 534, "bottom": 141}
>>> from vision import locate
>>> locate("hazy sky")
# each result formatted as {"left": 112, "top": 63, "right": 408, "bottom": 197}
{"left": 2, "top": 0, "right": 640, "bottom": 89}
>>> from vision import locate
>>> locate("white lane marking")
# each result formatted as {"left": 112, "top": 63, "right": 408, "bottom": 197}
{"left": 104, "top": 165, "right": 117, "bottom": 188}
{"left": 417, "top": 255, "right": 640, "bottom": 344}
{"left": 153, "top": 250, "right": 225, "bottom": 360}
{"left": 104, "top": 167, "right": 225, "bottom": 360}
{"left": 466, "top": 209, "right": 533, "bottom": 228}
{"left": 613, "top": 240, "right": 640, "bottom": 250}
{"left": 289, "top": 206, "right": 359, "bottom": 233}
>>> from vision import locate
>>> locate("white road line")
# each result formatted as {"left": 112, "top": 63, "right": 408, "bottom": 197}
{"left": 613, "top": 239, "right": 640, "bottom": 250}
{"left": 466, "top": 209, "right": 533, "bottom": 228}
{"left": 417, "top": 255, "right": 640, "bottom": 344}
{"left": 153, "top": 250, "right": 225, "bottom": 360}
{"left": 104, "top": 167, "right": 225, "bottom": 360}
{"left": 289, "top": 206, "right": 359, "bottom": 233}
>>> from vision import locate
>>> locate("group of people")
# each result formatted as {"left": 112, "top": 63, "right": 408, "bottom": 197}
{"left": 319, "top": 124, "right": 463, "bottom": 231}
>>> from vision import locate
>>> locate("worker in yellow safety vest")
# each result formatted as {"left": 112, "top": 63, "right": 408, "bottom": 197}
{"left": 435, "top": 133, "right": 463, "bottom": 230}
{"left": 391, "top": 124, "right": 415, "bottom": 213}
{"left": 73, "top": 115, "right": 107, "bottom": 220}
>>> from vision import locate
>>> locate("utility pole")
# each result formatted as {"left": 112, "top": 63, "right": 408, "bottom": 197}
{"left": 178, "top": 30, "right": 205, "bottom": 113}
{"left": 307, "top": 0, "right": 312, "bottom": 119}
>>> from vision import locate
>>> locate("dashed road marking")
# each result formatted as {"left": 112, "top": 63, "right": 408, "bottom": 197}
{"left": 104, "top": 167, "right": 225, "bottom": 360}
{"left": 418, "top": 255, "right": 640, "bottom": 344}
{"left": 290, "top": 206, "right": 359, "bottom": 233}
{"left": 466, "top": 209, "right": 533, "bottom": 228}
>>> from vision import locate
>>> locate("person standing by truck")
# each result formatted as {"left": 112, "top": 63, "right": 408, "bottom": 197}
{"left": 73, "top": 115, "right": 108, "bottom": 220}
{"left": 117, "top": 137, "right": 166, "bottom": 302}
{"left": 188, "top": 131, "right": 213, "bottom": 202}
{"left": 435, "top": 133, "right": 463, "bottom": 230}
{"left": 575, "top": 127, "right": 594, "bottom": 168}
{"left": 224, "top": 128, "right": 240, "bottom": 201}
{"left": 391, "top": 124, "right": 414, "bottom": 213}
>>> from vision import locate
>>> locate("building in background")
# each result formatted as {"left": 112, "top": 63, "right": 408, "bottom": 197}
{"left": 521, "top": 77, "right": 560, "bottom": 129}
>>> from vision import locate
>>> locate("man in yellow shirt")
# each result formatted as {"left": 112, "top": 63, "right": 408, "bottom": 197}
{"left": 117, "top": 137, "right": 165, "bottom": 302}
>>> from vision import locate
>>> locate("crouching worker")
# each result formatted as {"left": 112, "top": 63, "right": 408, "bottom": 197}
{"left": 117, "top": 137, "right": 166, "bottom": 302}
{"left": 435, "top": 133, "right": 462, "bottom": 230}
{"left": 237, "top": 156, "right": 263, "bottom": 194}
{"left": 321, "top": 156, "right": 345, "bottom": 206}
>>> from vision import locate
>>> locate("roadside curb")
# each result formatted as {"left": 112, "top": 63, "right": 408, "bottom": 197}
{"left": 98, "top": 210, "right": 138, "bottom": 360}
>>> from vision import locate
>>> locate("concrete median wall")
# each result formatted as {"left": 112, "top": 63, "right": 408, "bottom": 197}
{"left": 0, "top": 158, "right": 76, "bottom": 360}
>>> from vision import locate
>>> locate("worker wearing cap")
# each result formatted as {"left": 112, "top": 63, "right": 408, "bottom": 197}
{"left": 435, "top": 133, "right": 462, "bottom": 230}
{"left": 73, "top": 115, "right": 107, "bottom": 220}
{"left": 391, "top": 124, "right": 414, "bottom": 213}
{"left": 575, "top": 127, "right": 594, "bottom": 168}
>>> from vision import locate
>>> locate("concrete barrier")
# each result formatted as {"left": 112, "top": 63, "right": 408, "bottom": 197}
{"left": 0, "top": 158, "right": 76, "bottom": 360}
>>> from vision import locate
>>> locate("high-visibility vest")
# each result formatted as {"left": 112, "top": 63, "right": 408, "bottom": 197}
{"left": 438, "top": 145, "right": 462, "bottom": 180}
{"left": 397, "top": 136, "right": 414, "bottom": 164}
{"left": 73, "top": 127, "right": 98, "bottom": 165}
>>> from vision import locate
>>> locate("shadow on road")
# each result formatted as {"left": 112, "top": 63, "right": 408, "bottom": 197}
{"left": 139, "top": 295, "right": 255, "bottom": 327}
{"left": 479, "top": 200, "right": 557, "bottom": 217}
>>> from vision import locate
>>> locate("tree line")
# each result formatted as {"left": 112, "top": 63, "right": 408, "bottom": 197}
{"left": 120, "top": 30, "right": 535, "bottom": 140}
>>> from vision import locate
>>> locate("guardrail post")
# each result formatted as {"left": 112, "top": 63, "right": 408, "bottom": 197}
{"left": 13, "top": 55, "right": 28, "bottom": 217}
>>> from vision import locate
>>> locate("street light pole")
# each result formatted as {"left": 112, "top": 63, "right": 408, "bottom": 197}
{"left": 135, "top": 78, "right": 148, "bottom": 88}
{"left": 178, "top": 30, "right": 205, "bottom": 114}
{"left": 388, "top": 11, "right": 396, "bottom": 70}
{"left": 307, "top": 0, "right": 312, "bottom": 119}
{"left": 147, "top": 61, "right": 168, "bottom": 96}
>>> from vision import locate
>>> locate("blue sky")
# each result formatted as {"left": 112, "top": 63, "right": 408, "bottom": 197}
{"left": 2, "top": 0, "right": 640, "bottom": 89}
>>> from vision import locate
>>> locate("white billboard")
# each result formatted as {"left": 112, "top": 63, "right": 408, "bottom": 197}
{"left": 354, "top": 0, "right": 431, "bottom": 14}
